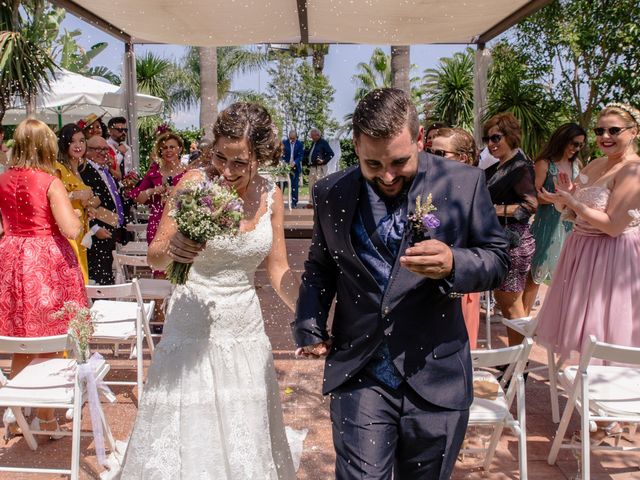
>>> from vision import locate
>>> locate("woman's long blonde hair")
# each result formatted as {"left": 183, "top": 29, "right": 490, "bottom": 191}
{"left": 10, "top": 119, "right": 58, "bottom": 173}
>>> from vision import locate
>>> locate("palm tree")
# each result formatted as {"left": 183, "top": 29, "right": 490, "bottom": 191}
{"left": 352, "top": 48, "right": 392, "bottom": 102}
{"left": 486, "top": 42, "right": 556, "bottom": 157}
{"left": 198, "top": 46, "right": 218, "bottom": 135}
{"left": 352, "top": 48, "right": 423, "bottom": 105}
{"left": 179, "top": 46, "right": 269, "bottom": 131}
{"left": 56, "top": 28, "right": 120, "bottom": 84}
{"left": 391, "top": 46, "right": 410, "bottom": 93}
{"left": 287, "top": 43, "right": 330, "bottom": 74}
{"left": 0, "top": 1, "right": 57, "bottom": 121}
{"left": 422, "top": 48, "right": 475, "bottom": 131}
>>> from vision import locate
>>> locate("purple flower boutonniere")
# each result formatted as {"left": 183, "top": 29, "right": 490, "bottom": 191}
{"left": 408, "top": 193, "right": 440, "bottom": 243}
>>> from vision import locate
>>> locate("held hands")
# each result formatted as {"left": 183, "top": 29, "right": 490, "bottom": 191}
{"left": 295, "top": 340, "right": 332, "bottom": 358}
{"left": 400, "top": 239, "right": 453, "bottom": 279}
{"left": 168, "top": 231, "right": 205, "bottom": 264}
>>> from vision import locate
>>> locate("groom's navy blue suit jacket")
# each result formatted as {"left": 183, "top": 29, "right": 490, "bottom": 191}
{"left": 294, "top": 152, "right": 510, "bottom": 411}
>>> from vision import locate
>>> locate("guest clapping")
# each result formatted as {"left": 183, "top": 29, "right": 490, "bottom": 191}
{"left": 483, "top": 113, "right": 538, "bottom": 346}
{"left": 536, "top": 104, "right": 640, "bottom": 354}
{"left": 129, "top": 132, "right": 187, "bottom": 245}
{"left": 523, "top": 123, "right": 586, "bottom": 314}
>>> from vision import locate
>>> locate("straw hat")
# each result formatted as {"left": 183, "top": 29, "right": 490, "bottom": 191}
{"left": 77, "top": 113, "right": 105, "bottom": 130}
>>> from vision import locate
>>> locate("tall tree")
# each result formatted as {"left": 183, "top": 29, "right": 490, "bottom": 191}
{"left": 198, "top": 46, "right": 218, "bottom": 135}
{"left": 390, "top": 46, "right": 410, "bottom": 93}
{"left": 288, "top": 43, "right": 330, "bottom": 74}
{"left": 0, "top": 1, "right": 57, "bottom": 121}
{"left": 422, "top": 49, "right": 475, "bottom": 131}
{"left": 515, "top": 0, "right": 640, "bottom": 130}
{"left": 267, "top": 53, "right": 337, "bottom": 138}
{"left": 55, "top": 28, "right": 119, "bottom": 84}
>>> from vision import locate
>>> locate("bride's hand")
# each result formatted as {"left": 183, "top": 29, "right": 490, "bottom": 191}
{"left": 168, "top": 232, "right": 205, "bottom": 263}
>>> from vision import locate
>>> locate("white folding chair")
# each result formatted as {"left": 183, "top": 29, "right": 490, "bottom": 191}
{"left": 502, "top": 316, "right": 563, "bottom": 423}
{"left": 125, "top": 222, "right": 147, "bottom": 241}
{"left": 548, "top": 335, "right": 640, "bottom": 478}
{"left": 116, "top": 240, "right": 148, "bottom": 256}
{"left": 87, "top": 279, "right": 155, "bottom": 397}
{"left": 0, "top": 334, "right": 115, "bottom": 479}
{"left": 463, "top": 338, "right": 533, "bottom": 478}
{"left": 114, "top": 253, "right": 174, "bottom": 337}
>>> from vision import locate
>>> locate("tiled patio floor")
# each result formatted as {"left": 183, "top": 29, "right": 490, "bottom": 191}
{"left": 0, "top": 234, "right": 638, "bottom": 479}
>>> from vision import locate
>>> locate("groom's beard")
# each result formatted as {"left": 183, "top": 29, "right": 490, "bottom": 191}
{"left": 366, "top": 176, "right": 414, "bottom": 201}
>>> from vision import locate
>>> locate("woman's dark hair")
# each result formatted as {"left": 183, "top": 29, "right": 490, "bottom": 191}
{"left": 483, "top": 112, "right": 522, "bottom": 149}
{"left": 213, "top": 102, "right": 282, "bottom": 166}
{"left": 535, "top": 123, "right": 587, "bottom": 163}
{"left": 57, "top": 123, "right": 85, "bottom": 169}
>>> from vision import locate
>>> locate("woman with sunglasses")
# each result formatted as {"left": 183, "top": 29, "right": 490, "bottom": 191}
{"left": 522, "top": 123, "right": 586, "bottom": 314}
{"left": 536, "top": 103, "right": 640, "bottom": 355}
{"left": 128, "top": 132, "right": 187, "bottom": 248}
{"left": 431, "top": 127, "right": 482, "bottom": 348}
{"left": 483, "top": 112, "right": 538, "bottom": 347}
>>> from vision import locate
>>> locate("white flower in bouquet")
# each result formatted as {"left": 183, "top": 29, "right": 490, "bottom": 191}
{"left": 167, "top": 176, "right": 244, "bottom": 284}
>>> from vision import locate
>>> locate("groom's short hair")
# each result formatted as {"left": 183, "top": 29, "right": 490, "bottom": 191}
{"left": 352, "top": 88, "right": 419, "bottom": 141}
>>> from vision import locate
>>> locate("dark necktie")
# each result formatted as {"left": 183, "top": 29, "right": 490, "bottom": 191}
{"left": 101, "top": 167, "right": 125, "bottom": 226}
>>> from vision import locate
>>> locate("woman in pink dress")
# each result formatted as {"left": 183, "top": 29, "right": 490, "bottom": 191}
{"left": 536, "top": 103, "right": 640, "bottom": 355}
{"left": 128, "top": 132, "right": 187, "bottom": 245}
{"left": 0, "top": 119, "right": 87, "bottom": 439}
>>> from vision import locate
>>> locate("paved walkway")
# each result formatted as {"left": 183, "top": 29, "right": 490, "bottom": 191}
{"left": 1, "top": 235, "right": 638, "bottom": 479}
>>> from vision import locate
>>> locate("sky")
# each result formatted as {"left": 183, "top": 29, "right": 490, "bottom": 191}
{"left": 61, "top": 14, "right": 471, "bottom": 131}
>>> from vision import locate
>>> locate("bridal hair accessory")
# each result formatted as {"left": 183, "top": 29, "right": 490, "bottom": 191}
{"left": 605, "top": 103, "right": 640, "bottom": 128}
{"left": 408, "top": 193, "right": 440, "bottom": 243}
{"left": 166, "top": 174, "right": 244, "bottom": 284}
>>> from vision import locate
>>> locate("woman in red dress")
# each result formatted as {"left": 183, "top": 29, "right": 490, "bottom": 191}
{"left": 0, "top": 119, "right": 87, "bottom": 439}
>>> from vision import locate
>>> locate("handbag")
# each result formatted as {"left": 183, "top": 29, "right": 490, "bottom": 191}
{"left": 503, "top": 204, "right": 521, "bottom": 248}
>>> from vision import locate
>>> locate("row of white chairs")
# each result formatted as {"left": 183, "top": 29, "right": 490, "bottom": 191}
{"left": 480, "top": 316, "right": 640, "bottom": 479}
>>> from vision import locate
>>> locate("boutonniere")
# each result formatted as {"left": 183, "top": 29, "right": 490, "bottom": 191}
{"left": 408, "top": 193, "right": 440, "bottom": 243}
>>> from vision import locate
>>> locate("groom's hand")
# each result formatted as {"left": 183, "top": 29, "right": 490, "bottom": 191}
{"left": 400, "top": 239, "right": 453, "bottom": 279}
{"left": 295, "top": 341, "right": 331, "bottom": 358}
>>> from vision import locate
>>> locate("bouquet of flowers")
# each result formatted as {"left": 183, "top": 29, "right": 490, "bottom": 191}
{"left": 407, "top": 193, "right": 440, "bottom": 244}
{"left": 53, "top": 301, "right": 97, "bottom": 363}
{"left": 166, "top": 176, "right": 244, "bottom": 284}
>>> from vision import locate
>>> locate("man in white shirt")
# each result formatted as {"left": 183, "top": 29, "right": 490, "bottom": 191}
{"left": 107, "top": 116, "right": 133, "bottom": 179}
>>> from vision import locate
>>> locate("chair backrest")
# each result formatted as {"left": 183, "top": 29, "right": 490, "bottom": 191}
{"left": 0, "top": 334, "right": 71, "bottom": 355}
{"left": 86, "top": 281, "right": 135, "bottom": 301}
{"left": 471, "top": 340, "right": 530, "bottom": 369}
{"left": 114, "top": 253, "right": 150, "bottom": 283}
{"left": 579, "top": 335, "right": 640, "bottom": 371}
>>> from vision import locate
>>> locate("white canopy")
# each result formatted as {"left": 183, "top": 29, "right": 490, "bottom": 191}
{"left": 2, "top": 69, "right": 164, "bottom": 126}
{"left": 53, "top": 0, "right": 551, "bottom": 46}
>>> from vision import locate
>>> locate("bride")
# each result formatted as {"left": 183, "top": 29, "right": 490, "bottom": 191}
{"left": 119, "top": 103, "right": 300, "bottom": 479}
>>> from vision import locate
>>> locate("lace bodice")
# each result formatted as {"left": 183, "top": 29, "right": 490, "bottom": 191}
{"left": 161, "top": 180, "right": 276, "bottom": 343}
{"left": 572, "top": 183, "right": 640, "bottom": 235}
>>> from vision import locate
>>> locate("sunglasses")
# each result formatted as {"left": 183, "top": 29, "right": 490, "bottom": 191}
{"left": 111, "top": 127, "right": 128, "bottom": 133}
{"left": 482, "top": 134, "right": 504, "bottom": 144}
{"left": 431, "top": 149, "right": 457, "bottom": 158}
{"left": 593, "top": 126, "right": 632, "bottom": 137}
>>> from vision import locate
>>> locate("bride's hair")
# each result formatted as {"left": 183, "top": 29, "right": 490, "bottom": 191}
{"left": 213, "top": 103, "right": 282, "bottom": 167}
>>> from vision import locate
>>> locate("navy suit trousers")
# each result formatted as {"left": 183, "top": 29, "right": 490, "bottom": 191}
{"left": 330, "top": 373, "right": 469, "bottom": 480}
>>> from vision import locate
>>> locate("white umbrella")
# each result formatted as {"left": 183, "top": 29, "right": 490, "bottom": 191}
{"left": 2, "top": 69, "right": 164, "bottom": 126}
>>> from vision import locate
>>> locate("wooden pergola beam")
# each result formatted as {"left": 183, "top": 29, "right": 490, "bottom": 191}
{"left": 475, "top": 0, "right": 553, "bottom": 44}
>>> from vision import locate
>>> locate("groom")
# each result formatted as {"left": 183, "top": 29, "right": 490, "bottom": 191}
{"left": 293, "top": 88, "right": 509, "bottom": 479}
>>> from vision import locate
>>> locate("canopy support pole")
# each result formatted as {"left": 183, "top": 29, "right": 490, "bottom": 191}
{"left": 123, "top": 42, "right": 139, "bottom": 171}
{"left": 473, "top": 43, "right": 490, "bottom": 147}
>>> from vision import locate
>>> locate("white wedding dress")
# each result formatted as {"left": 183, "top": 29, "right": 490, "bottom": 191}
{"left": 120, "top": 181, "right": 297, "bottom": 479}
